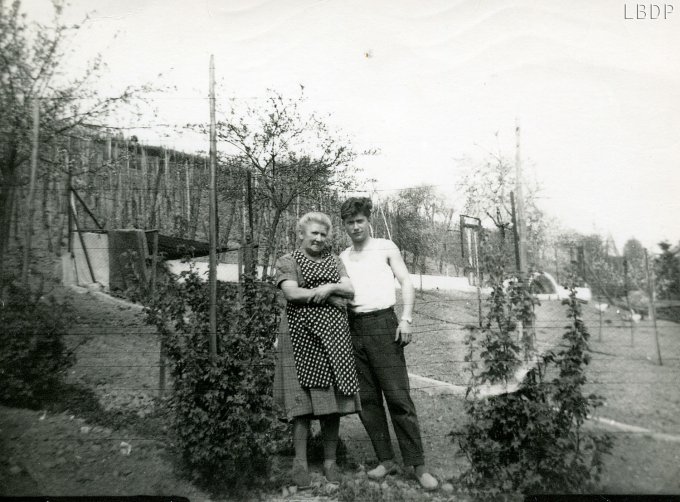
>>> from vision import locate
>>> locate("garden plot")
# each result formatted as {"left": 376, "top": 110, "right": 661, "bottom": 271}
{"left": 406, "top": 290, "right": 574, "bottom": 391}
{"left": 4, "top": 285, "right": 678, "bottom": 496}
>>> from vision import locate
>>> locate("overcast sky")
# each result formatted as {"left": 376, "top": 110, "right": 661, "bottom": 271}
{"left": 21, "top": 0, "right": 680, "bottom": 250}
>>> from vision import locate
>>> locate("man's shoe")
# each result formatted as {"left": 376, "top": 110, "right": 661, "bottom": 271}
{"left": 367, "top": 460, "right": 399, "bottom": 480}
{"left": 416, "top": 471, "right": 438, "bottom": 491}
{"left": 291, "top": 461, "right": 311, "bottom": 488}
{"left": 323, "top": 462, "right": 342, "bottom": 484}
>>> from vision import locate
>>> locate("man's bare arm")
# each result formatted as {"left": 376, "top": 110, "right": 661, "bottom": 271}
{"left": 386, "top": 243, "right": 414, "bottom": 346}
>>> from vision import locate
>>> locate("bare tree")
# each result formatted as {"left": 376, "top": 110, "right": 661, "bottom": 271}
{"left": 457, "top": 147, "right": 545, "bottom": 267}
{"left": 383, "top": 185, "right": 456, "bottom": 274}
{"left": 216, "top": 89, "right": 359, "bottom": 277}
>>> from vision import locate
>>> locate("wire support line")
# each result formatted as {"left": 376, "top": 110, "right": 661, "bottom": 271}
{"left": 10, "top": 429, "right": 675, "bottom": 445}
{"left": 40, "top": 380, "right": 680, "bottom": 392}
{"left": 51, "top": 327, "right": 463, "bottom": 335}
{"left": 48, "top": 360, "right": 680, "bottom": 369}
{"left": 58, "top": 353, "right": 523, "bottom": 363}
{"left": 4, "top": 179, "right": 565, "bottom": 195}
{"left": 34, "top": 323, "right": 680, "bottom": 335}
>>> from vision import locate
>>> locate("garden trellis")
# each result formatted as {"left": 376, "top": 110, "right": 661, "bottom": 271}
{"left": 460, "top": 214, "right": 483, "bottom": 327}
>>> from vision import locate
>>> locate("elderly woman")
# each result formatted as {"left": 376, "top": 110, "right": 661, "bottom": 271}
{"left": 273, "top": 212, "right": 361, "bottom": 487}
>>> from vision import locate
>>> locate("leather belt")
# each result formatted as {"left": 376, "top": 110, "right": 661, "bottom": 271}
{"left": 348, "top": 307, "right": 394, "bottom": 318}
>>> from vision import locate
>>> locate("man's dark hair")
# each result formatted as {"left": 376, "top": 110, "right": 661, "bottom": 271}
{"left": 340, "top": 197, "right": 373, "bottom": 221}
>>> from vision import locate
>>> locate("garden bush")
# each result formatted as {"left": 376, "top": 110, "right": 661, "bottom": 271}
{"left": 143, "top": 266, "right": 285, "bottom": 490}
{"left": 455, "top": 235, "right": 612, "bottom": 498}
{"left": 0, "top": 277, "right": 75, "bottom": 407}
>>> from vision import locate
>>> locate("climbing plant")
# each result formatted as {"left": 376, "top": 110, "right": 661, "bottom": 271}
{"left": 455, "top": 237, "right": 612, "bottom": 498}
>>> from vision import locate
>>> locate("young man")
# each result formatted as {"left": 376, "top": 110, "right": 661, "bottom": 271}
{"left": 339, "top": 197, "right": 438, "bottom": 491}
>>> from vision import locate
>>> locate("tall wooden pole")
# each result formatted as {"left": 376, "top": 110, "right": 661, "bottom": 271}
{"left": 70, "top": 193, "right": 96, "bottom": 283}
{"left": 514, "top": 121, "right": 533, "bottom": 351}
{"left": 510, "top": 191, "right": 520, "bottom": 273}
{"left": 472, "top": 228, "right": 482, "bottom": 328}
{"left": 65, "top": 144, "right": 73, "bottom": 253}
{"left": 21, "top": 98, "right": 40, "bottom": 287}
{"left": 185, "top": 161, "right": 191, "bottom": 226}
{"left": 244, "top": 169, "right": 254, "bottom": 278}
{"left": 124, "top": 141, "right": 130, "bottom": 227}
{"left": 510, "top": 191, "right": 524, "bottom": 345}
{"left": 598, "top": 300, "right": 603, "bottom": 342}
{"left": 241, "top": 172, "right": 247, "bottom": 272}
{"left": 208, "top": 55, "right": 218, "bottom": 359}
{"left": 514, "top": 121, "right": 528, "bottom": 274}
{"left": 624, "top": 257, "right": 635, "bottom": 347}
{"left": 645, "top": 249, "right": 662, "bottom": 366}
{"left": 149, "top": 229, "right": 166, "bottom": 399}
{"left": 115, "top": 140, "right": 122, "bottom": 227}
{"left": 140, "top": 147, "right": 147, "bottom": 227}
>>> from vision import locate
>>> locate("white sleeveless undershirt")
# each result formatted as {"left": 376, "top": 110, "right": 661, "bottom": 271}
{"left": 340, "top": 238, "right": 397, "bottom": 313}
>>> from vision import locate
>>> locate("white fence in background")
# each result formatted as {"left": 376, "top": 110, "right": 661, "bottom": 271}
{"left": 166, "top": 259, "right": 485, "bottom": 294}
{"left": 165, "top": 260, "right": 592, "bottom": 301}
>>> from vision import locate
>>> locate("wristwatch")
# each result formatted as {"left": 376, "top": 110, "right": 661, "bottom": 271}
{"left": 400, "top": 316, "right": 412, "bottom": 324}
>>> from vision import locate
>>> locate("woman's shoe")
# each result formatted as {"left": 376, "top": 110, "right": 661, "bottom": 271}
{"left": 367, "top": 460, "right": 399, "bottom": 480}
{"left": 291, "top": 461, "right": 311, "bottom": 488}
{"left": 323, "top": 462, "right": 342, "bottom": 484}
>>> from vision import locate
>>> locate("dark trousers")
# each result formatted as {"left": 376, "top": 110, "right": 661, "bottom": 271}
{"left": 349, "top": 308, "right": 425, "bottom": 466}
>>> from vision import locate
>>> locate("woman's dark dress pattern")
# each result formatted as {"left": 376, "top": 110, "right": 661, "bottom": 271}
{"left": 273, "top": 252, "right": 361, "bottom": 419}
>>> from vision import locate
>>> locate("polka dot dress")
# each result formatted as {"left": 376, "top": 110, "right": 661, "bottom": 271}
{"left": 287, "top": 250, "right": 359, "bottom": 396}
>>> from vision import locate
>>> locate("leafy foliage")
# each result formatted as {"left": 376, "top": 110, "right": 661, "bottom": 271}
{"left": 655, "top": 241, "right": 680, "bottom": 300}
{"left": 0, "top": 276, "right": 75, "bottom": 407}
{"left": 553, "top": 232, "right": 625, "bottom": 296}
{"left": 455, "top": 242, "right": 612, "bottom": 498}
{"left": 143, "top": 265, "right": 285, "bottom": 490}
{"left": 622, "top": 238, "right": 647, "bottom": 290}
{"left": 463, "top": 233, "right": 534, "bottom": 386}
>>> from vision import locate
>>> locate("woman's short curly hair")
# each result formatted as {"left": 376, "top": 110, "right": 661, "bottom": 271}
{"left": 297, "top": 212, "right": 332, "bottom": 235}
{"left": 340, "top": 197, "right": 373, "bottom": 221}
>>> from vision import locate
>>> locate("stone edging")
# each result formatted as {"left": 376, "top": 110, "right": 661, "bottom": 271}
{"left": 68, "top": 284, "right": 145, "bottom": 312}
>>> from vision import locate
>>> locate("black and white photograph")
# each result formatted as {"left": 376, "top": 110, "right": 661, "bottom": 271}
{"left": 1, "top": 0, "right": 679, "bottom": 499}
